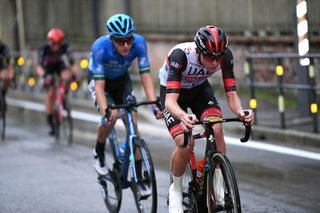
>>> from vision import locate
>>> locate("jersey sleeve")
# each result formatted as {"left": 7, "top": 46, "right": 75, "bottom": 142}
{"left": 221, "top": 48, "right": 237, "bottom": 92}
{"left": 38, "top": 45, "right": 46, "bottom": 66}
{"left": 88, "top": 42, "right": 106, "bottom": 80}
{"left": 136, "top": 36, "right": 151, "bottom": 74}
{"left": 65, "top": 44, "right": 75, "bottom": 65}
{"left": 166, "top": 48, "right": 187, "bottom": 93}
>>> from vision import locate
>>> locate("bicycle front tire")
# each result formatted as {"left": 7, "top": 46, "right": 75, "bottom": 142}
{"left": 207, "top": 152, "right": 241, "bottom": 213}
{"left": 131, "top": 138, "right": 157, "bottom": 213}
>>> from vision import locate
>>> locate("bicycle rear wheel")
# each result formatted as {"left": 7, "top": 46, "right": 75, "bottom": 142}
{"left": 99, "top": 136, "right": 122, "bottom": 213}
{"left": 131, "top": 138, "right": 157, "bottom": 213}
{"left": 207, "top": 152, "right": 241, "bottom": 213}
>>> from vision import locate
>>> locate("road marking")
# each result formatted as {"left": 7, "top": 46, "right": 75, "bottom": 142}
{"left": 7, "top": 98, "right": 320, "bottom": 161}
{"left": 225, "top": 136, "right": 320, "bottom": 161}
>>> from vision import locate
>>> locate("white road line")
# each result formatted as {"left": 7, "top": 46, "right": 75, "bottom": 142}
{"left": 225, "top": 136, "right": 320, "bottom": 161}
{"left": 7, "top": 98, "right": 320, "bottom": 161}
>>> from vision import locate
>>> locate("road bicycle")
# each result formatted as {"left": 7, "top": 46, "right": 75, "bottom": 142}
{"left": 168, "top": 112, "right": 252, "bottom": 213}
{"left": 98, "top": 99, "right": 160, "bottom": 213}
{"left": 52, "top": 78, "right": 73, "bottom": 145}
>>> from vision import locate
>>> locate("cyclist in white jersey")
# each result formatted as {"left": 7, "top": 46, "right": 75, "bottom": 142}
{"left": 159, "top": 25, "right": 254, "bottom": 212}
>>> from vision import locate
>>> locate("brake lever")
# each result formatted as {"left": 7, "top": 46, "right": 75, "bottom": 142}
{"left": 240, "top": 111, "right": 252, "bottom": 143}
{"left": 104, "top": 104, "right": 112, "bottom": 122}
{"left": 180, "top": 116, "right": 194, "bottom": 148}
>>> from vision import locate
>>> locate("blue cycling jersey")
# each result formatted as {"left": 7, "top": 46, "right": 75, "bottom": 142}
{"left": 88, "top": 34, "right": 150, "bottom": 80}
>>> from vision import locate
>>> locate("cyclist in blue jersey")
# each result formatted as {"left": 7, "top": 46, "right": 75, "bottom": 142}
{"left": 87, "top": 14, "right": 162, "bottom": 176}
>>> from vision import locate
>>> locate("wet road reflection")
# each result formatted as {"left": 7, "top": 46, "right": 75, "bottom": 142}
{"left": 1, "top": 107, "right": 320, "bottom": 212}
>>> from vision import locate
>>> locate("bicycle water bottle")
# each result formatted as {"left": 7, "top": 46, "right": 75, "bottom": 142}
{"left": 196, "top": 159, "right": 205, "bottom": 195}
{"left": 119, "top": 142, "right": 125, "bottom": 163}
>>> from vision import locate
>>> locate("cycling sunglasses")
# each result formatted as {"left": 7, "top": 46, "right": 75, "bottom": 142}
{"left": 113, "top": 36, "right": 134, "bottom": 46}
{"left": 202, "top": 52, "right": 224, "bottom": 61}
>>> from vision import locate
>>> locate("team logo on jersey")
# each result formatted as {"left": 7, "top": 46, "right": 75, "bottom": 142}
{"left": 187, "top": 66, "right": 207, "bottom": 76}
{"left": 96, "top": 64, "right": 103, "bottom": 72}
{"left": 139, "top": 57, "right": 147, "bottom": 65}
{"left": 163, "top": 109, "right": 175, "bottom": 126}
{"left": 184, "top": 47, "right": 192, "bottom": 55}
{"left": 171, "top": 61, "right": 181, "bottom": 69}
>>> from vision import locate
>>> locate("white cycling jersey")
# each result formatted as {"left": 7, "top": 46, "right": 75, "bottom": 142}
{"left": 159, "top": 42, "right": 221, "bottom": 89}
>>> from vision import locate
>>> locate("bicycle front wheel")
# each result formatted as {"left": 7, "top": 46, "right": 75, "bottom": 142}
{"left": 207, "top": 152, "right": 241, "bottom": 213}
{"left": 131, "top": 138, "right": 157, "bottom": 213}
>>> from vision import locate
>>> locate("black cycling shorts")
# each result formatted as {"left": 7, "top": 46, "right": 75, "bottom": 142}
{"left": 88, "top": 72, "right": 137, "bottom": 112}
{"left": 160, "top": 80, "right": 222, "bottom": 138}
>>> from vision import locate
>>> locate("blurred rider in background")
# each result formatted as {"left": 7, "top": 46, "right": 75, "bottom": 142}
{"left": 36, "top": 28, "right": 78, "bottom": 136}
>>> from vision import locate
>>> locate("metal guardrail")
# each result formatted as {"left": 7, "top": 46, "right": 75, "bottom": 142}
{"left": 9, "top": 51, "right": 143, "bottom": 99}
{"left": 245, "top": 53, "right": 319, "bottom": 133}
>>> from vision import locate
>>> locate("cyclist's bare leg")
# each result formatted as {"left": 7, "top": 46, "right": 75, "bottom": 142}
{"left": 171, "top": 133, "right": 194, "bottom": 176}
{"left": 60, "top": 69, "right": 72, "bottom": 92}
{"left": 169, "top": 133, "right": 194, "bottom": 212}
{"left": 97, "top": 109, "right": 118, "bottom": 143}
{"left": 45, "top": 85, "right": 55, "bottom": 135}
{"left": 45, "top": 86, "right": 54, "bottom": 115}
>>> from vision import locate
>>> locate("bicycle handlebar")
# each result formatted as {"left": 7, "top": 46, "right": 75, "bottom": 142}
{"left": 104, "top": 97, "right": 161, "bottom": 119}
{"left": 181, "top": 111, "right": 252, "bottom": 148}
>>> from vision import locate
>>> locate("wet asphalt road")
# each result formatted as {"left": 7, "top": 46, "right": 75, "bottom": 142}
{"left": 0, "top": 107, "right": 320, "bottom": 213}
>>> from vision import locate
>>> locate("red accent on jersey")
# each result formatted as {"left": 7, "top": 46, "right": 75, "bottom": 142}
{"left": 200, "top": 108, "right": 222, "bottom": 121}
{"left": 223, "top": 78, "right": 236, "bottom": 91}
{"left": 166, "top": 57, "right": 170, "bottom": 66}
{"left": 169, "top": 124, "right": 183, "bottom": 138}
{"left": 167, "top": 81, "right": 181, "bottom": 89}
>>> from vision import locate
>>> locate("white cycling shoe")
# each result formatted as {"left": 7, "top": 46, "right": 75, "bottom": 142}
{"left": 169, "top": 175, "right": 183, "bottom": 213}
{"left": 92, "top": 149, "right": 108, "bottom": 176}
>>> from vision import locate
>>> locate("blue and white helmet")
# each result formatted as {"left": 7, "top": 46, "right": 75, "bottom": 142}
{"left": 106, "top": 14, "right": 135, "bottom": 38}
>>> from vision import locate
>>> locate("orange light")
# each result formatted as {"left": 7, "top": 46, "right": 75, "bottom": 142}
{"left": 28, "top": 77, "right": 36, "bottom": 87}
{"left": 70, "top": 81, "right": 78, "bottom": 92}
